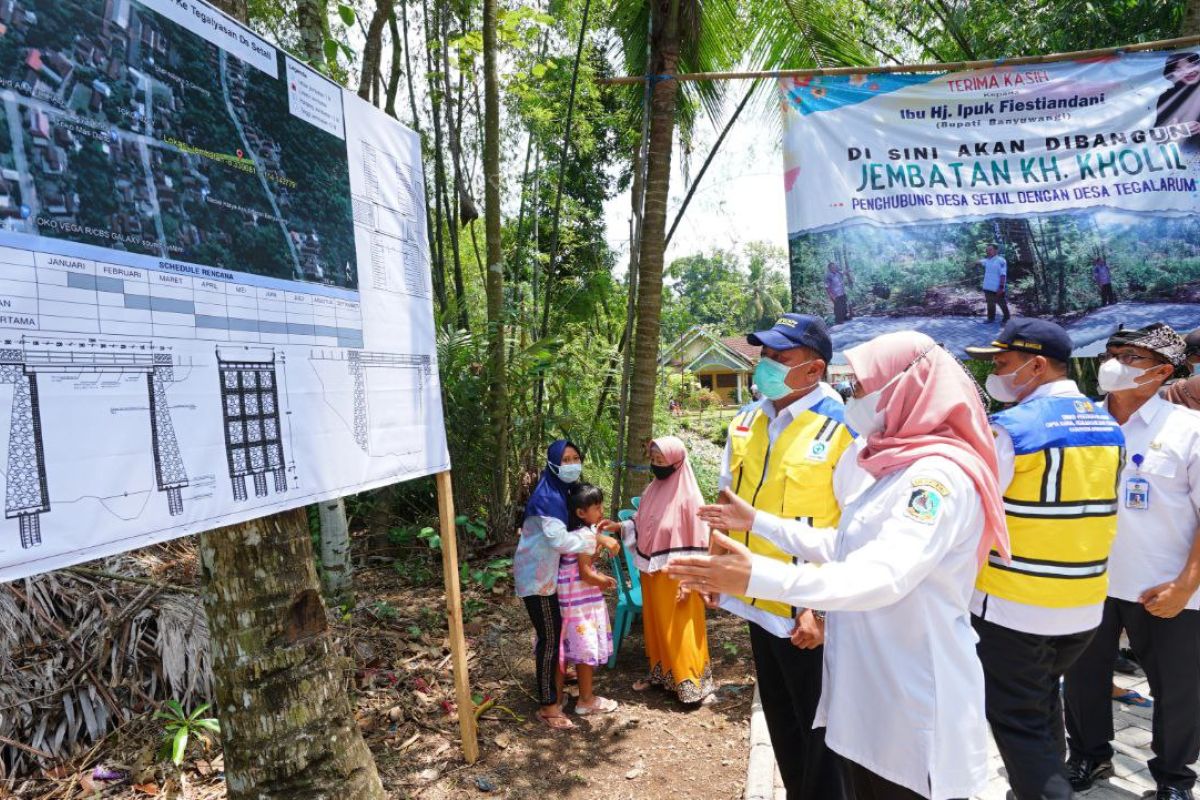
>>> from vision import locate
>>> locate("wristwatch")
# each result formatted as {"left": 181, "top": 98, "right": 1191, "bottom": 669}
{"left": 811, "top": 609, "right": 826, "bottom": 622}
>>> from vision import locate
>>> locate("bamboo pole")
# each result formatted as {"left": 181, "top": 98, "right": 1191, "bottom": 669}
{"left": 599, "top": 33, "right": 1200, "bottom": 85}
{"left": 435, "top": 470, "right": 479, "bottom": 763}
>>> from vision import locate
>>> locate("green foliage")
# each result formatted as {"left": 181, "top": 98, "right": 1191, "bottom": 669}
{"left": 662, "top": 244, "right": 790, "bottom": 342}
{"left": 155, "top": 700, "right": 219, "bottom": 767}
{"left": 460, "top": 557, "right": 513, "bottom": 592}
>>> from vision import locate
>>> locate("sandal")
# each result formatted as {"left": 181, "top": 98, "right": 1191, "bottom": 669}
{"left": 1113, "top": 689, "right": 1152, "bottom": 708}
{"left": 574, "top": 696, "right": 618, "bottom": 715}
{"left": 535, "top": 709, "right": 576, "bottom": 729}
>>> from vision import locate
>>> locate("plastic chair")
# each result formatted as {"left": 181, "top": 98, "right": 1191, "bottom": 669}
{"left": 607, "top": 502, "right": 643, "bottom": 668}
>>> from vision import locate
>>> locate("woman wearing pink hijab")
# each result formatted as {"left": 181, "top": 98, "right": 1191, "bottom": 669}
{"left": 670, "top": 332, "right": 1007, "bottom": 800}
{"left": 601, "top": 435, "right": 713, "bottom": 703}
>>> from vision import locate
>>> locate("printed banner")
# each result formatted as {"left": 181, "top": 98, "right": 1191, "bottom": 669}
{"left": 0, "top": 0, "right": 447, "bottom": 581}
{"left": 782, "top": 48, "right": 1200, "bottom": 359}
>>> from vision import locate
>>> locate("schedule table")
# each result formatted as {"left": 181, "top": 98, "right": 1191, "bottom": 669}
{"left": 0, "top": 246, "right": 364, "bottom": 347}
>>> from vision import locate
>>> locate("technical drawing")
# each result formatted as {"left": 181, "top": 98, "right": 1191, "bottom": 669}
{"left": 216, "top": 348, "right": 288, "bottom": 501}
{"left": 0, "top": 338, "right": 189, "bottom": 549}
{"left": 310, "top": 349, "right": 430, "bottom": 453}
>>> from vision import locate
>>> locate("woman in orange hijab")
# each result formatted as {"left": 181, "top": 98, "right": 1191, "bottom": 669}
{"left": 602, "top": 435, "right": 713, "bottom": 704}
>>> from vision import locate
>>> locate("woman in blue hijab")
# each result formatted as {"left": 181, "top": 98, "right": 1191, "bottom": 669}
{"left": 514, "top": 439, "right": 617, "bottom": 728}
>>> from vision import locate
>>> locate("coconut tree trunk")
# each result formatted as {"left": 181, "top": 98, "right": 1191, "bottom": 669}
{"left": 199, "top": 4, "right": 384, "bottom": 798}
{"left": 482, "top": 0, "right": 509, "bottom": 535}
{"left": 200, "top": 510, "right": 383, "bottom": 800}
{"left": 622, "top": 0, "right": 681, "bottom": 501}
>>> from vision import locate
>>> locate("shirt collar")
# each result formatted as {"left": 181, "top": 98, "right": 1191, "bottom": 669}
{"left": 1101, "top": 391, "right": 1173, "bottom": 427}
{"left": 1021, "top": 378, "right": 1081, "bottom": 403}
{"left": 757, "top": 382, "right": 837, "bottom": 422}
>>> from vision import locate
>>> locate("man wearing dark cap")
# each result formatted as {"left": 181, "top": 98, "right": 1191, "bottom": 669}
{"left": 966, "top": 319, "right": 1125, "bottom": 800}
{"left": 1064, "top": 323, "right": 1200, "bottom": 800}
{"left": 716, "top": 313, "right": 858, "bottom": 800}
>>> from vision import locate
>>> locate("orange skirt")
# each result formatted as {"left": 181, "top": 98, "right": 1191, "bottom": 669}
{"left": 641, "top": 570, "right": 713, "bottom": 703}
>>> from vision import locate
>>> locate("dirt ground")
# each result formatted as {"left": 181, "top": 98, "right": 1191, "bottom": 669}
{"left": 13, "top": 557, "right": 756, "bottom": 800}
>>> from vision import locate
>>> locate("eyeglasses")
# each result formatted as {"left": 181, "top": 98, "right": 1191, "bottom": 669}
{"left": 1098, "top": 351, "right": 1164, "bottom": 367}
{"left": 833, "top": 347, "right": 935, "bottom": 402}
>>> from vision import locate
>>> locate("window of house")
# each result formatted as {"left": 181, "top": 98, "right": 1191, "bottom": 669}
{"left": 715, "top": 373, "right": 738, "bottom": 389}
{"left": 698, "top": 374, "right": 713, "bottom": 390}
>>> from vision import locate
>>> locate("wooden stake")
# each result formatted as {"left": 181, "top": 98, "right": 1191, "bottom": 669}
{"left": 435, "top": 470, "right": 479, "bottom": 763}
{"left": 599, "top": 33, "right": 1200, "bottom": 84}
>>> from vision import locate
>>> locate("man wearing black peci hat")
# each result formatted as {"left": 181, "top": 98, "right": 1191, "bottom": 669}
{"left": 1063, "top": 323, "right": 1200, "bottom": 800}
{"left": 715, "top": 313, "right": 860, "bottom": 800}
{"left": 966, "top": 319, "right": 1126, "bottom": 800}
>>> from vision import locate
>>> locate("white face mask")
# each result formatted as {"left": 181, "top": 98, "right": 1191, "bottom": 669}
{"left": 553, "top": 462, "right": 583, "bottom": 483}
{"left": 1097, "top": 358, "right": 1151, "bottom": 393}
{"left": 844, "top": 387, "right": 886, "bottom": 437}
{"left": 984, "top": 359, "right": 1036, "bottom": 404}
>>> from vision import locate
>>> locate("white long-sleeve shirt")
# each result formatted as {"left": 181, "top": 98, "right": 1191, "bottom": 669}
{"left": 745, "top": 456, "right": 988, "bottom": 800}
{"left": 716, "top": 385, "right": 870, "bottom": 637}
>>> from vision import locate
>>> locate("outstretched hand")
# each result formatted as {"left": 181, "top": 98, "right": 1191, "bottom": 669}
{"left": 697, "top": 489, "right": 756, "bottom": 533}
{"left": 665, "top": 531, "right": 753, "bottom": 596}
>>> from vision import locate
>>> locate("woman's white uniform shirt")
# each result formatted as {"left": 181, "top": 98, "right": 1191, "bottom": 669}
{"left": 746, "top": 455, "right": 988, "bottom": 800}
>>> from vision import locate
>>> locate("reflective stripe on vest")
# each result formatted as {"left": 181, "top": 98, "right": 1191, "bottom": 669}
{"left": 975, "top": 395, "right": 1125, "bottom": 608}
{"left": 727, "top": 398, "right": 854, "bottom": 618}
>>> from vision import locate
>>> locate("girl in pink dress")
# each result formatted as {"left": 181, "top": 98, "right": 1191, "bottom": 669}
{"left": 558, "top": 483, "right": 618, "bottom": 715}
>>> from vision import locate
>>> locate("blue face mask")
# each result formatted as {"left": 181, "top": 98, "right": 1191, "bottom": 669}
{"left": 552, "top": 462, "right": 582, "bottom": 483}
{"left": 753, "top": 356, "right": 815, "bottom": 401}
{"left": 1193, "top": 362, "right": 1200, "bottom": 376}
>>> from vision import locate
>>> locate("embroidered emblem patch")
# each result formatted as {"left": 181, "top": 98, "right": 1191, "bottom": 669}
{"left": 904, "top": 486, "right": 944, "bottom": 524}
{"left": 806, "top": 440, "right": 830, "bottom": 462}
{"left": 910, "top": 477, "right": 950, "bottom": 496}
{"left": 1073, "top": 400, "right": 1095, "bottom": 413}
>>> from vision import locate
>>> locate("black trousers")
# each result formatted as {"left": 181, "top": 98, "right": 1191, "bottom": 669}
{"left": 749, "top": 621, "right": 848, "bottom": 800}
{"left": 973, "top": 615, "right": 1096, "bottom": 800}
{"left": 846, "top": 760, "right": 967, "bottom": 800}
{"left": 1064, "top": 597, "right": 1200, "bottom": 791}
{"left": 984, "top": 290, "right": 1011, "bottom": 322}
{"left": 523, "top": 594, "right": 563, "bottom": 706}
{"left": 1099, "top": 283, "right": 1116, "bottom": 306}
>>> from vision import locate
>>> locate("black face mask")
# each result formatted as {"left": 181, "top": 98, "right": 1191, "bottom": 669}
{"left": 651, "top": 463, "right": 678, "bottom": 480}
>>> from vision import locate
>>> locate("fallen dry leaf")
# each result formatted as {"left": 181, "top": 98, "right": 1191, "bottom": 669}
{"left": 133, "top": 783, "right": 160, "bottom": 796}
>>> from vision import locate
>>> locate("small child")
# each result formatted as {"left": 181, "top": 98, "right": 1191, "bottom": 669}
{"left": 558, "top": 483, "right": 618, "bottom": 715}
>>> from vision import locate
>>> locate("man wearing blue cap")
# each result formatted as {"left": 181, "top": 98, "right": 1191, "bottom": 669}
{"left": 714, "top": 313, "right": 859, "bottom": 800}
{"left": 966, "top": 318, "right": 1125, "bottom": 800}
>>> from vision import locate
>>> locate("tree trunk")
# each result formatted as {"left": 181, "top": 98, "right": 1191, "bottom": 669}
{"left": 482, "top": 0, "right": 509, "bottom": 537}
{"left": 199, "top": 510, "right": 383, "bottom": 800}
{"left": 358, "top": 1, "right": 392, "bottom": 101}
{"left": 1183, "top": 0, "right": 1200, "bottom": 38}
{"left": 198, "top": 4, "right": 384, "bottom": 798}
{"left": 384, "top": 7, "right": 402, "bottom": 117}
{"left": 318, "top": 498, "right": 353, "bottom": 606}
{"left": 398, "top": 0, "right": 446, "bottom": 310}
{"left": 622, "top": 0, "right": 681, "bottom": 502}
{"left": 295, "top": 0, "right": 329, "bottom": 67}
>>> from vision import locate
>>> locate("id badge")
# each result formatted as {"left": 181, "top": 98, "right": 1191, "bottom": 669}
{"left": 1125, "top": 477, "right": 1150, "bottom": 510}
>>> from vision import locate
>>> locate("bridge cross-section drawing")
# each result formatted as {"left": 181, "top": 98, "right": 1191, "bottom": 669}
{"left": 0, "top": 338, "right": 189, "bottom": 549}
{"left": 216, "top": 348, "right": 288, "bottom": 502}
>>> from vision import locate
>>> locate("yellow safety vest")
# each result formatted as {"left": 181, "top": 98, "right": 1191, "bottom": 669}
{"left": 727, "top": 399, "right": 854, "bottom": 618}
{"left": 975, "top": 395, "right": 1125, "bottom": 607}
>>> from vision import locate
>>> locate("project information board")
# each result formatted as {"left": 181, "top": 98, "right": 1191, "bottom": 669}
{"left": 0, "top": 0, "right": 447, "bottom": 581}
{"left": 782, "top": 48, "right": 1200, "bottom": 357}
